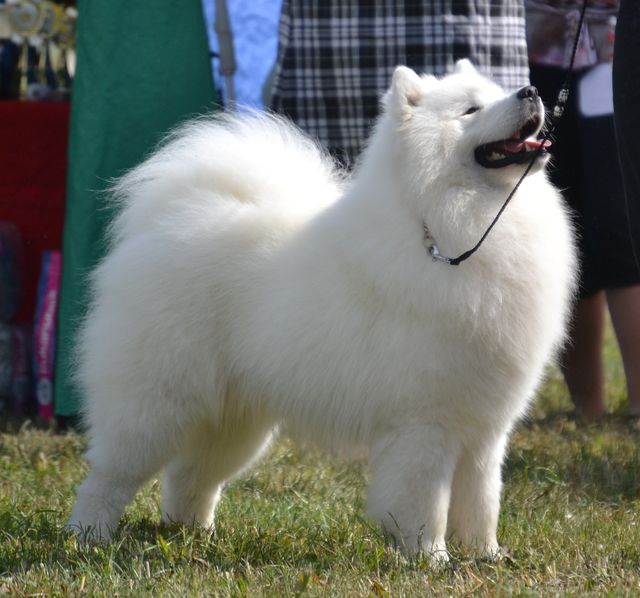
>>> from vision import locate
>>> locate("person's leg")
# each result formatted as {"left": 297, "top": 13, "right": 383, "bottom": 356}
{"left": 606, "top": 285, "right": 640, "bottom": 415}
{"left": 560, "top": 291, "right": 607, "bottom": 418}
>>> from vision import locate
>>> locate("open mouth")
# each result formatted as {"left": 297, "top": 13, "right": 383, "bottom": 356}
{"left": 474, "top": 115, "right": 551, "bottom": 169}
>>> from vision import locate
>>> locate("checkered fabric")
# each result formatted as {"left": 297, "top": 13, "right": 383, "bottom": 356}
{"left": 269, "top": 0, "right": 530, "bottom": 164}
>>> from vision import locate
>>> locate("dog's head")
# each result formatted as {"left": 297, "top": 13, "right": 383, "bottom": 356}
{"left": 381, "top": 61, "right": 549, "bottom": 193}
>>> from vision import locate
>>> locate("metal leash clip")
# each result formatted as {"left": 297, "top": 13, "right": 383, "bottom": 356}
{"left": 423, "top": 224, "right": 452, "bottom": 264}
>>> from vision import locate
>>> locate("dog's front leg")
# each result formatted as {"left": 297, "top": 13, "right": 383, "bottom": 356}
{"left": 367, "top": 423, "right": 461, "bottom": 564}
{"left": 446, "top": 434, "right": 508, "bottom": 559}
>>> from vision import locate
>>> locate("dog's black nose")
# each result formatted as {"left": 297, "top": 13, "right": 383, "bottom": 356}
{"left": 517, "top": 86, "right": 539, "bottom": 100}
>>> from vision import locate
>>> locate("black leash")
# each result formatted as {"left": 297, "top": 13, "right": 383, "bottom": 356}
{"left": 427, "top": 0, "right": 589, "bottom": 266}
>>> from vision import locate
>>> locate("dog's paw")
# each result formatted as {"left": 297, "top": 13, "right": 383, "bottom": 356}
{"left": 400, "top": 539, "right": 450, "bottom": 568}
{"left": 481, "top": 543, "right": 509, "bottom": 563}
{"left": 427, "top": 545, "right": 450, "bottom": 568}
{"left": 64, "top": 519, "right": 114, "bottom": 544}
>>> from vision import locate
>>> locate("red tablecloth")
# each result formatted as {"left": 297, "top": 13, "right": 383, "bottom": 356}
{"left": 0, "top": 101, "right": 69, "bottom": 324}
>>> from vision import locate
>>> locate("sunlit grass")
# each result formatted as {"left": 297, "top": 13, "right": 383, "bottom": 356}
{"left": 1, "top": 324, "right": 639, "bottom": 595}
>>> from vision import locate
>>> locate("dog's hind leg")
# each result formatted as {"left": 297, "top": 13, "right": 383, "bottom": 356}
{"left": 161, "top": 417, "right": 277, "bottom": 529}
{"left": 367, "top": 423, "right": 461, "bottom": 563}
{"left": 67, "top": 412, "right": 181, "bottom": 542}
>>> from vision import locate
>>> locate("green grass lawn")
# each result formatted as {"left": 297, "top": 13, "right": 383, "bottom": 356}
{"left": 2, "top": 328, "right": 640, "bottom": 596}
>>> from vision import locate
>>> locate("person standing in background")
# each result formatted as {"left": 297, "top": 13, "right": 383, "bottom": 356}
{"left": 526, "top": 0, "right": 640, "bottom": 418}
{"left": 270, "top": 0, "right": 531, "bottom": 165}
{"left": 611, "top": 0, "right": 640, "bottom": 418}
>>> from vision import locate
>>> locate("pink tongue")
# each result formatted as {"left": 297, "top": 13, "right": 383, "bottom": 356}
{"left": 523, "top": 138, "right": 552, "bottom": 150}
{"left": 499, "top": 138, "right": 552, "bottom": 153}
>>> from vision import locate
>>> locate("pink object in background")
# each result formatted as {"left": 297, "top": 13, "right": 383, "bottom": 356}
{"left": 33, "top": 250, "right": 61, "bottom": 422}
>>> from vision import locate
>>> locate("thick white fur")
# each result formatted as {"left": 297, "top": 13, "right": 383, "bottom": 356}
{"left": 68, "top": 61, "right": 576, "bottom": 561}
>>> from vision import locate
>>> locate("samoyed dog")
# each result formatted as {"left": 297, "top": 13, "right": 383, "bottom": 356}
{"left": 68, "top": 60, "right": 575, "bottom": 561}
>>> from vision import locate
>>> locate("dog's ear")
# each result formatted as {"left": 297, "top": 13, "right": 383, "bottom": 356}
{"left": 391, "top": 66, "right": 423, "bottom": 115}
{"left": 454, "top": 59, "right": 477, "bottom": 75}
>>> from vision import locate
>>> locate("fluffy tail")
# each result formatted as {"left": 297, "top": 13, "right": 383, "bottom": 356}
{"left": 108, "top": 111, "right": 345, "bottom": 244}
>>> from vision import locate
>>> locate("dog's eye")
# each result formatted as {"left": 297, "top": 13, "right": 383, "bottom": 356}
{"left": 463, "top": 106, "right": 480, "bottom": 116}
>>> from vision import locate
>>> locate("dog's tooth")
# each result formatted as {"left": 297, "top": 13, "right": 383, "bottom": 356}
{"left": 489, "top": 152, "right": 505, "bottom": 161}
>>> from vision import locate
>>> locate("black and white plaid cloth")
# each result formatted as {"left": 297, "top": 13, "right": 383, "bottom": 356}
{"left": 269, "top": 0, "right": 530, "bottom": 163}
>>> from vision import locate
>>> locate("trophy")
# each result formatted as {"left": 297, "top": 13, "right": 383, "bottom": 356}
{"left": 0, "top": 0, "right": 77, "bottom": 100}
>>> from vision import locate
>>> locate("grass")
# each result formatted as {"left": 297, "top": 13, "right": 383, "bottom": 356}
{"left": 2, "top": 325, "right": 640, "bottom": 596}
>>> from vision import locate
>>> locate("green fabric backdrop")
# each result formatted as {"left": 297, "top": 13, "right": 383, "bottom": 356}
{"left": 55, "top": 1, "right": 217, "bottom": 417}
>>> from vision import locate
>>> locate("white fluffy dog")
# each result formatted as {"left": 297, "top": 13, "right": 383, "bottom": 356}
{"left": 68, "top": 61, "right": 576, "bottom": 561}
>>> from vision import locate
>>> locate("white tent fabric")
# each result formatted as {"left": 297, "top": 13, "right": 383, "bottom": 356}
{"left": 202, "top": 0, "right": 281, "bottom": 108}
